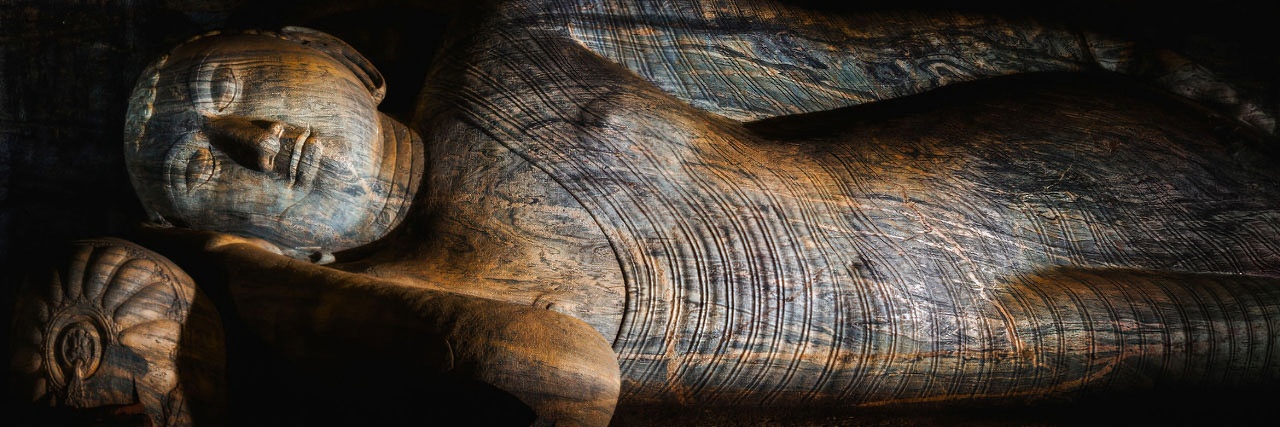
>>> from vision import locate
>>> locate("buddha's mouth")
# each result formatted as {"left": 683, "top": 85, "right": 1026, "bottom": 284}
{"left": 251, "top": 124, "right": 322, "bottom": 190}
{"left": 278, "top": 126, "right": 321, "bottom": 190}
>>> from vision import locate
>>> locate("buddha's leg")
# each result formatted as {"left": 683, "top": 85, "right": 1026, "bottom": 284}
{"left": 9, "top": 238, "right": 226, "bottom": 426}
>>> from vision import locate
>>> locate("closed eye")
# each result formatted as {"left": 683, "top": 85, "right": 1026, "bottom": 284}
{"left": 185, "top": 147, "right": 218, "bottom": 193}
{"left": 211, "top": 65, "right": 239, "bottom": 112}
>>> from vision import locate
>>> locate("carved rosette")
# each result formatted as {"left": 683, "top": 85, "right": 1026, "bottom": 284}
{"left": 10, "top": 238, "right": 225, "bottom": 426}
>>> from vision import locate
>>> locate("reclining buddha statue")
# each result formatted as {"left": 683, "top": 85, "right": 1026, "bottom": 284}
{"left": 11, "top": 0, "right": 1280, "bottom": 425}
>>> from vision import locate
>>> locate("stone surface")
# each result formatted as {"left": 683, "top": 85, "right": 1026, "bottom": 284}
{"left": 2, "top": 0, "right": 1280, "bottom": 427}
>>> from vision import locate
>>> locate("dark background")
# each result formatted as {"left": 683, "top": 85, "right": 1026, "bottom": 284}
{"left": 2, "top": 0, "right": 1276, "bottom": 424}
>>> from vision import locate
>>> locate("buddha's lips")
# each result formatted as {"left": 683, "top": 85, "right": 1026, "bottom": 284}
{"left": 294, "top": 132, "right": 323, "bottom": 190}
{"left": 263, "top": 125, "right": 318, "bottom": 189}
{"left": 283, "top": 126, "right": 312, "bottom": 187}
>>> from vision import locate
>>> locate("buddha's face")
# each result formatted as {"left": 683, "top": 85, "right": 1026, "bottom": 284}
{"left": 126, "top": 32, "right": 409, "bottom": 258}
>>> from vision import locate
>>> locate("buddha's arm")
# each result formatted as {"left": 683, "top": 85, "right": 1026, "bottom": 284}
{"left": 541, "top": 0, "right": 1272, "bottom": 132}
{"left": 138, "top": 227, "right": 620, "bottom": 426}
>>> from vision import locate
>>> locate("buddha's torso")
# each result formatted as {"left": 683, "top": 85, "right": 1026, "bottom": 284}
{"left": 367, "top": 2, "right": 1280, "bottom": 407}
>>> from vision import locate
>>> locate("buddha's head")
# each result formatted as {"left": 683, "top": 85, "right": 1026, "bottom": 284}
{"left": 125, "top": 27, "right": 421, "bottom": 261}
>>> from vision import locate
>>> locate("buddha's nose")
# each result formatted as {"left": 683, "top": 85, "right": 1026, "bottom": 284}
{"left": 203, "top": 115, "right": 285, "bottom": 172}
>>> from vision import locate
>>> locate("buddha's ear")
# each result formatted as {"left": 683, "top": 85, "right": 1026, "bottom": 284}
{"left": 278, "top": 26, "right": 387, "bottom": 104}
